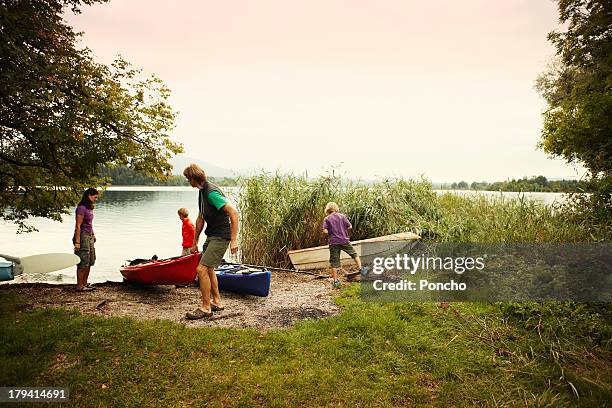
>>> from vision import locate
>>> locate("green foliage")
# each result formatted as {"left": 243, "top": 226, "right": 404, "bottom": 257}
{"left": 428, "top": 191, "right": 606, "bottom": 242}
{"left": 99, "top": 165, "right": 187, "bottom": 186}
{"left": 238, "top": 174, "right": 440, "bottom": 268}
{"left": 536, "top": 0, "right": 612, "bottom": 212}
{"left": 238, "top": 173, "right": 610, "bottom": 268}
{"left": 98, "top": 165, "right": 239, "bottom": 186}
{"left": 461, "top": 176, "right": 588, "bottom": 193}
{"left": 0, "top": 0, "right": 182, "bottom": 231}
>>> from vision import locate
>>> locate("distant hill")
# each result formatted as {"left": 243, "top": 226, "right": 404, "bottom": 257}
{"left": 169, "top": 155, "right": 236, "bottom": 178}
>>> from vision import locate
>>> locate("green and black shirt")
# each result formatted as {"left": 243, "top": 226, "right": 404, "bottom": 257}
{"left": 198, "top": 181, "right": 231, "bottom": 240}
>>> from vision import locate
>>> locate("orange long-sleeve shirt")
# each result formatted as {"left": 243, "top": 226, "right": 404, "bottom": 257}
{"left": 181, "top": 217, "right": 195, "bottom": 248}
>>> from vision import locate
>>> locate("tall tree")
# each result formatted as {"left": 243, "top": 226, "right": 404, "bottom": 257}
{"left": 536, "top": 0, "right": 612, "bottom": 210}
{"left": 0, "top": 0, "right": 182, "bottom": 231}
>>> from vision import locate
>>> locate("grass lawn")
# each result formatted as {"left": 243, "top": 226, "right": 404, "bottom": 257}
{"left": 1, "top": 285, "right": 610, "bottom": 407}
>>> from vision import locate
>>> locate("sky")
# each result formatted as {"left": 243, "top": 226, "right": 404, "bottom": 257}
{"left": 64, "top": 0, "right": 586, "bottom": 182}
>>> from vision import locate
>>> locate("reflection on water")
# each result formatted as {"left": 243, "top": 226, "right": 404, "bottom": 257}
{"left": 1, "top": 187, "right": 565, "bottom": 284}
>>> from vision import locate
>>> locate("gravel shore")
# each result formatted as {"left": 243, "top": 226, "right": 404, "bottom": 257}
{"left": 0, "top": 272, "right": 351, "bottom": 330}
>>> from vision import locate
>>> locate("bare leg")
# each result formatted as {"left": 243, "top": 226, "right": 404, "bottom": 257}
{"left": 197, "top": 264, "right": 212, "bottom": 312}
{"left": 83, "top": 266, "right": 91, "bottom": 286}
{"left": 207, "top": 266, "right": 222, "bottom": 307}
{"left": 76, "top": 267, "right": 87, "bottom": 289}
{"left": 330, "top": 267, "right": 338, "bottom": 281}
{"left": 354, "top": 256, "right": 362, "bottom": 269}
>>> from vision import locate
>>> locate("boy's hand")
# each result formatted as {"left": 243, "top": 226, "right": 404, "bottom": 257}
{"left": 230, "top": 239, "right": 239, "bottom": 254}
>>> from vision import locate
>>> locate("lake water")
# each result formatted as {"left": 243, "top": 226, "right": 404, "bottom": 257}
{"left": 0, "top": 186, "right": 239, "bottom": 284}
{"left": 0, "top": 187, "right": 567, "bottom": 285}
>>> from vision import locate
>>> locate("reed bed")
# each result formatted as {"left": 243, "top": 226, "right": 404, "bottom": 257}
{"left": 238, "top": 173, "right": 607, "bottom": 267}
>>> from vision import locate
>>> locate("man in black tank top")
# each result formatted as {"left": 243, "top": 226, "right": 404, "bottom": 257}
{"left": 182, "top": 164, "right": 239, "bottom": 319}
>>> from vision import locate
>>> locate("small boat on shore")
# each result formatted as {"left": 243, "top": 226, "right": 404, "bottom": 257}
{"left": 215, "top": 264, "right": 271, "bottom": 297}
{"left": 120, "top": 254, "right": 271, "bottom": 297}
{"left": 120, "top": 253, "right": 199, "bottom": 285}
{"left": 288, "top": 232, "right": 421, "bottom": 271}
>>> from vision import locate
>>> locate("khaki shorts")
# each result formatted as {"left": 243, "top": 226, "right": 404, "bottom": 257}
{"left": 181, "top": 247, "right": 193, "bottom": 256}
{"left": 200, "top": 236, "right": 229, "bottom": 268}
{"left": 76, "top": 233, "right": 96, "bottom": 268}
{"left": 329, "top": 243, "right": 357, "bottom": 268}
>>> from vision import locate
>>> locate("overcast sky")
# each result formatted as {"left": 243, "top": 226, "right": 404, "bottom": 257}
{"left": 64, "top": 0, "right": 585, "bottom": 182}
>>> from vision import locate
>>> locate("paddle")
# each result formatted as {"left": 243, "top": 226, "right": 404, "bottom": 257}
{"left": 0, "top": 253, "right": 80, "bottom": 277}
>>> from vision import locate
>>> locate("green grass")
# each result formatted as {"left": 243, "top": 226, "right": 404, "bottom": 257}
{"left": 1, "top": 290, "right": 610, "bottom": 407}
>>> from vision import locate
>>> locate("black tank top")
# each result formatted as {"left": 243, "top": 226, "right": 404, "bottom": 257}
{"left": 198, "top": 181, "right": 231, "bottom": 240}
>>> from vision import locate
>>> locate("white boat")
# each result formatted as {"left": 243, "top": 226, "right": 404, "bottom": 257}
{"left": 288, "top": 232, "right": 421, "bottom": 271}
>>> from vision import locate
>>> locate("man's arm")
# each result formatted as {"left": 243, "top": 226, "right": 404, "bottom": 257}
{"left": 223, "top": 203, "right": 239, "bottom": 254}
{"left": 192, "top": 213, "right": 204, "bottom": 252}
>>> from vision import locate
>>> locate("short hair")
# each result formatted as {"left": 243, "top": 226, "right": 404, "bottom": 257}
{"left": 178, "top": 208, "right": 189, "bottom": 217}
{"left": 325, "top": 201, "right": 339, "bottom": 214}
{"left": 183, "top": 164, "right": 207, "bottom": 183}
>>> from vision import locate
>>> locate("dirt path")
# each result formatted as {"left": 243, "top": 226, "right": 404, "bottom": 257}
{"left": 0, "top": 272, "right": 346, "bottom": 330}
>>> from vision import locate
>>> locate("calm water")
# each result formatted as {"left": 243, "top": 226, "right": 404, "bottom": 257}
{"left": 0, "top": 187, "right": 238, "bottom": 284}
{"left": 0, "top": 187, "right": 566, "bottom": 284}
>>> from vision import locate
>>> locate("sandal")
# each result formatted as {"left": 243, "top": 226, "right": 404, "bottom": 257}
{"left": 185, "top": 307, "right": 213, "bottom": 320}
{"left": 76, "top": 286, "right": 95, "bottom": 292}
{"left": 211, "top": 303, "right": 225, "bottom": 312}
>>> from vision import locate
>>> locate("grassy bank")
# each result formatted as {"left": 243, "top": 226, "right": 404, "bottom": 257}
{"left": 238, "top": 174, "right": 609, "bottom": 268}
{"left": 1, "top": 289, "right": 610, "bottom": 406}
{"left": 2, "top": 174, "right": 609, "bottom": 406}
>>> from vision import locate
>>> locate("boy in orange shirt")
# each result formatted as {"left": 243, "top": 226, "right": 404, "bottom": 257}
{"left": 178, "top": 208, "right": 195, "bottom": 256}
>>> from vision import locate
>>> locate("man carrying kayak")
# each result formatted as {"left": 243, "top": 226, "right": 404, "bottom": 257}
{"left": 183, "top": 164, "right": 239, "bottom": 319}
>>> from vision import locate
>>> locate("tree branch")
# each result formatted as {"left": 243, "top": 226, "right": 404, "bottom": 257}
{"left": 0, "top": 153, "right": 51, "bottom": 169}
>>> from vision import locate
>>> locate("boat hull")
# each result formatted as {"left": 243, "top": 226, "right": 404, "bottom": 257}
{"left": 216, "top": 265, "right": 271, "bottom": 297}
{"left": 121, "top": 256, "right": 271, "bottom": 297}
{"left": 288, "top": 232, "right": 420, "bottom": 270}
{"left": 120, "top": 253, "right": 200, "bottom": 285}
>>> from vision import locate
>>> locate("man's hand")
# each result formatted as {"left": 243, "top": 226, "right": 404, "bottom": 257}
{"left": 191, "top": 241, "right": 198, "bottom": 253}
{"left": 230, "top": 239, "right": 239, "bottom": 254}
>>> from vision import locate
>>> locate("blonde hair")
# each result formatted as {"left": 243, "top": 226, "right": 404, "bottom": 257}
{"left": 324, "top": 201, "right": 339, "bottom": 214}
{"left": 183, "top": 164, "right": 207, "bottom": 183}
{"left": 178, "top": 208, "right": 189, "bottom": 217}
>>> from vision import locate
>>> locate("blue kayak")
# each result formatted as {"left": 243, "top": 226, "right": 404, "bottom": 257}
{"left": 215, "top": 264, "right": 271, "bottom": 297}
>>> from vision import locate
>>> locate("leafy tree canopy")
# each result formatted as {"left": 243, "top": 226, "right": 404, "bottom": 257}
{"left": 536, "top": 0, "right": 611, "bottom": 207}
{"left": 0, "top": 0, "right": 182, "bottom": 231}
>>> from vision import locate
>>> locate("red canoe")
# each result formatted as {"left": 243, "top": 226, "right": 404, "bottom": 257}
{"left": 120, "top": 253, "right": 199, "bottom": 285}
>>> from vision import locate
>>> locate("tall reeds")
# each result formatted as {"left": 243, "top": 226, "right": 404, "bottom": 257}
{"left": 238, "top": 173, "right": 605, "bottom": 267}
